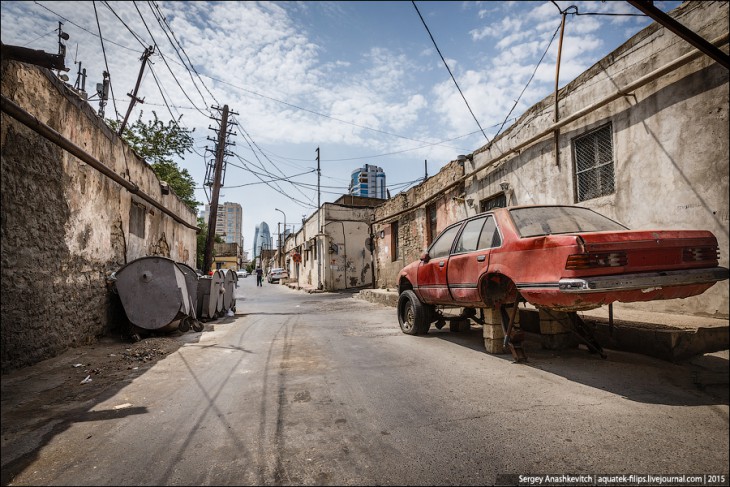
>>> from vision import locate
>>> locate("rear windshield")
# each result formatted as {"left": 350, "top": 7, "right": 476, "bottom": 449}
{"left": 509, "top": 206, "right": 628, "bottom": 238}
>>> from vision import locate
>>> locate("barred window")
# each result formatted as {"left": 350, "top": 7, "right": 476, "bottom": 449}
{"left": 573, "top": 124, "right": 615, "bottom": 202}
{"left": 480, "top": 193, "right": 506, "bottom": 213}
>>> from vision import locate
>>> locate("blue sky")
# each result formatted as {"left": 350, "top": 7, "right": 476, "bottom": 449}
{"left": 1, "top": 1, "right": 681, "bottom": 255}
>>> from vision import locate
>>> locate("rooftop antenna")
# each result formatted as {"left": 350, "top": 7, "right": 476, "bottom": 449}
{"left": 72, "top": 44, "right": 87, "bottom": 97}
{"left": 56, "top": 22, "right": 70, "bottom": 82}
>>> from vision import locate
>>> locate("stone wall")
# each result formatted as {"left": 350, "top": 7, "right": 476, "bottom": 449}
{"left": 1, "top": 60, "right": 197, "bottom": 372}
{"left": 373, "top": 161, "right": 465, "bottom": 288}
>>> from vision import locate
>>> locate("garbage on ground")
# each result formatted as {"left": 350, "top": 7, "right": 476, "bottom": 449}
{"left": 80, "top": 375, "right": 92, "bottom": 384}
{"left": 73, "top": 363, "right": 83, "bottom": 368}
{"left": 114, "top": 403, "right": 133, "bottom": 410}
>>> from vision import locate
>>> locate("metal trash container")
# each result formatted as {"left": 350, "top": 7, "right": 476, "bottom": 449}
{"left": 196, "top": 275, "right": 216, "bottom": 320}
{"left": 112, "top": 256, "right": 194, "bottom": 333}
{"left": 223, "top": 268, "right": 238, "bottom": 314}
{"left": 176, "top": 262, "right": 204, "bottom": 332}
{"left": 214, "top": 269, "right": 226, "bottom": 316}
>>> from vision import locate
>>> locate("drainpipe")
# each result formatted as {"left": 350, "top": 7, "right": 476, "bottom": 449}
{"left": 553, "top": 8, "right": 570, "bottom": 166}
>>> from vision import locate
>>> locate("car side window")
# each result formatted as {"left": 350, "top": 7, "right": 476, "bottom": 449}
{"left": 429, "top": 225, "right": 461, "bottom": 259}
{"left": 453, "top": 217, "right": 486, "bottom": 254}
{"left": 477, "top": 216, "right": 501, "bottom": 249}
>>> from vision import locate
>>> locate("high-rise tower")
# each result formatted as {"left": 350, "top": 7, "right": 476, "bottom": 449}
{"left": 349, "top": 164, "right": 386, "bottom": 199}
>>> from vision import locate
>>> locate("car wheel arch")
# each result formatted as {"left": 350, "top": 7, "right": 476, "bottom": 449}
{"left": 479, "top": 272, "right": 518, "bottom": 307}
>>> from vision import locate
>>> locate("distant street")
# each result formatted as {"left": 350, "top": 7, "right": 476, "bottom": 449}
{"left": 7, "top": 280, "right": 729, "bottom": 485}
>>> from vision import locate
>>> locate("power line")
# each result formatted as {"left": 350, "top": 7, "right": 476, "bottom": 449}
{"left": 150, "top": 0, "right": 220, "bottom": 106}
{"left": 207, "top": 75, "right": 470, "bottom": 153}
{"left": 235, "top": 119, "right": 316, "bottom": 206}
{"left": 412, "top": 0, "right": 490, "bottom": 143}
{"left": 492, "top": 21, "right": 563, "bottom": 143}
{"left": 131, "top": 0, "right": 210, "bottom": 118}
{"left": 33, "top": 1, "right": 140, "bottom": 53}
{"left": 232, "top": 153, "right": 317, "bottom": 208}
{"left": 146, "top": 0, "right": 212, "bottom": 109}
{"left": 100, "top": 1, "right": 148, "bottom": 49}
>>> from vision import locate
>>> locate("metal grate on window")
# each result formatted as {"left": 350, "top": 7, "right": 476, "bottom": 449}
{"left": 480, "top": 193, "right": 506, "bottom": 213}
{"left": 573, "top": 123, "right": 615, "bottom": 202}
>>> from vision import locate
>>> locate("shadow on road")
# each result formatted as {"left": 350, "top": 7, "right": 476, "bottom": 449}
{"left": 420, "top": 326, "right": 729, "bottom": 407}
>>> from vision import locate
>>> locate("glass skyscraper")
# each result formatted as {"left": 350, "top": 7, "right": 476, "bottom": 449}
{"left": 252, "top": 221, "right": 271, "bottom": 261}
{"left": 349, "top": 164, "right": 386, "bottom": 199}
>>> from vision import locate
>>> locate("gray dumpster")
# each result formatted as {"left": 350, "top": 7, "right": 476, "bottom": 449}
{"left": 223, "top": 268, "right": 238, "bottom": 313}
{"left": 176, "top": 263, "right": 204, "bottom": 332}
{"left": 113, "top": 256, "right": 193, "bottom": 333}
{"left": 196, "top": 276, "right": 214, "bottom": 320}
{"left": 196, "top": 270, "right": 225, "bottom": 320}
{"left": 214, "top": 269, "right": 226, "bottom": 316}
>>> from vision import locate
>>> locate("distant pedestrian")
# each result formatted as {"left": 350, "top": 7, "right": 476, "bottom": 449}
{"left": 256, "top": 266, "right": 263, "bottom": 287}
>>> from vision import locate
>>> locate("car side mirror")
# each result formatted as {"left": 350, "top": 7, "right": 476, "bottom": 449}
{"left": 420, "top": 251, "right": 430, "bottom": 263}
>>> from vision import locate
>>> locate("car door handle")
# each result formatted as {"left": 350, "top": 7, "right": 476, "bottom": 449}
{"left": 477, "top": 255, "right": 486, "bottom": 262}
{"left": 439, "top": 261, "right": 445, "bottom": 268}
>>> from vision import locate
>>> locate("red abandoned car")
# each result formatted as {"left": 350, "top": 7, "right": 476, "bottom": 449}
{"left": 396, "top": 205, "right": 728, "bottom": 358}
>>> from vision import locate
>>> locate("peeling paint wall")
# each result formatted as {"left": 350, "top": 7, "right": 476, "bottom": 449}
{"left": 284, "top": 203, "right": 375, "bottom": 291}
{"left": 373, "top": 161, "right": 465, "bottom": 288}
{"left": 1, "top": 61, "right": 197, "bottom": 372}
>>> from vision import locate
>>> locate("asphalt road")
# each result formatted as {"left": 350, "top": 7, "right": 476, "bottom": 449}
{"left": 7, "top": 281, "right": 729, "bottom": 485}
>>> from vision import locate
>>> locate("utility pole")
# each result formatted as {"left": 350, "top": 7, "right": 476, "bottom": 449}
{"left": 424, "top": 159, "right": 428, "bottom": 180}
{"left": 56, "top": 22, "right": 69, "bottom": 81}
{"left": 203, "top": 105, "right": 238, "bottom": 274}
{"left": 118, "top": 46, "right": 154, "bottom": 135}
{"left": 316, "top": 147, "right": 322, "bottom": 290}
{"left": 97, "top": 71, "right": 109, "bottom": 118}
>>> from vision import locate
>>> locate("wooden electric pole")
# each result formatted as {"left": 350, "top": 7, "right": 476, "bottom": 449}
{"left": 203, "top": 105, "right": 230, "bottom": 274}
{"left": 118, "top": 46, "right": 154, "bottom": 135}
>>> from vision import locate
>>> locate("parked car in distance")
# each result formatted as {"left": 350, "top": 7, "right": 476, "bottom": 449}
{"left": 267, "top": 268, "right": 289, "bottom": 283}
{"left": 397, "top": 204, "right": 728, "bottom": 335}
{"left": 236, "top": 269, "right": 249, "bottom": 278}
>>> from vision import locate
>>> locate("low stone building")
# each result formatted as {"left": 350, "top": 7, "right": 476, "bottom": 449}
{"left": 1, "top": 60, "right": 198, "bottom": 372}
{"left": 283, "top": 196, "right": 380, "bottom": 291}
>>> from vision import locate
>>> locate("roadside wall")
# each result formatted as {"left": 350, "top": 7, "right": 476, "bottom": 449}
{"left": 283, "top": 203, "right": 376, "bottom": 291}
{"left": 373, "top": 161, "right": 465, "bottom": 288}
{"left": 323, "top": 204, "right": 376, "bottom": 290}
{"left": 1, "top": 60, "right": 197, "bottom": 372}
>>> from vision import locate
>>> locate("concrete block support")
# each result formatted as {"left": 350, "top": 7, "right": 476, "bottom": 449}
{"left": 483, "top": 323, "right": 507, "bottom": 354}
{"left": 482, "top": 308, "right": 503, "bottom": 325}
{"left": 539, "top": 309, "right": 572, "bottom": 334}
{"left": 538, "top": 309, "right": 578, "bottom": 350}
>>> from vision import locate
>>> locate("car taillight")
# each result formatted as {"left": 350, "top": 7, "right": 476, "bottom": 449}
{"left": 683, "top": 246, "right": 719, "bottom": 262}
{"left": 565, "top": 252, "right": 627, "bottom": 270}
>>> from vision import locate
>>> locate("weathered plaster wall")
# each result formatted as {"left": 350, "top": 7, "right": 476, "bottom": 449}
{"left": 324, "top": 205, "right": 375, "bottom": 290}
{"left": 373, "top": 161, "right": 465, "bottom": 288}
{"left": 1, "top": 61, "right": 197, "bottom": 372}
{"left": 283, "top": 204, "right": 375, "bottom": 291}
{"left": 463, "top": 1, "right": 728, "bottom": 318}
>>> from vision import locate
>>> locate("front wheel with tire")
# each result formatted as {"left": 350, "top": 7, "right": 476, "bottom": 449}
{"left": 397, "top": 290, "right": 429, "bottom": 335}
